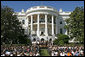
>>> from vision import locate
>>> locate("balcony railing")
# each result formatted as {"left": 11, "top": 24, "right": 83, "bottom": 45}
{"left": 28, "top": 20, "right": 56, "bottom": 24}
{"left": 40, "top": 21, "right": 45, "bottom": 23}
{"left": 39, "top": 19, "right": 45, "bottom": 23}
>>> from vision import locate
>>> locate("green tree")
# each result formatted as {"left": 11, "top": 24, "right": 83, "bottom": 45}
{"left": 58, "top": 40, "right": 64, "bottom": 46}
{"left": 65, "top": 7, "right": 84, "bottom": 43}
{"left": 18, "top": 35, "right": 31, "bottom": 44}
{"left": 53, "top": 39, "right": 59, "bottom": 45}
{"left": 57, "top": 34, "right": 69, "bottom": 44}
{"left": 53, "top": 34, "right": 69, "bottom": 45}
{"left": 1, "top": 5, "right": 30, "bottom": 44}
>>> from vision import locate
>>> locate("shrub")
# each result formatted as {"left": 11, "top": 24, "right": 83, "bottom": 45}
{"left": 53, "top": 34, "right": 69, "bottom": 45}
{"left": 58, "top": 40, "right": 64, "bottom": 46}
{"left": 53, "top": 39, "right": 59, "bottom": 45}
{"left": 57, "top": 34, "right": 69, "bottom": 44}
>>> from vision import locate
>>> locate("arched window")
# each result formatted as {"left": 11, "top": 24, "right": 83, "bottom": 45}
{"left": 33, "top": 38, "right": 36, "bottom": 41}
{"left": 60, "top": 21, "right": 62, "bottom": 24}
{"left": 41, "top": 38, "right": 44, "bottom": 41}
{"left": 49, "top": 39, "right": 52, "bottom": 41}
{"left": 60, "top": 28, "right": 63, "bottom": 34}
{"left": 22, "top": 20, "right": 25, "bottom": 24}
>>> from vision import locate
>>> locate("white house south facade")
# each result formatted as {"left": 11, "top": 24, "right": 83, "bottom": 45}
{"left": 14, "top": 6, "right": 71, "bottom": 42}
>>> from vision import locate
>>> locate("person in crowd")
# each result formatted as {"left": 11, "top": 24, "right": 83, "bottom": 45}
{"left": 1, "top": 43, "right": 84, "bottom": 56}
{"left": 1, "top": 44, "right": 40, "bottom": 56}
{"left": 49, "top": 45, "right": 84, "bottom": 56}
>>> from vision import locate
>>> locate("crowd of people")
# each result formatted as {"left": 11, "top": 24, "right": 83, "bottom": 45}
{"left": 1, "top": 41, "right": 84, "bottom": 56}
{"left": 1, "top": 44, "right": 40, "bottom": 56}
{"left": 48, "top": 45, "right": 84, "bottom": 56}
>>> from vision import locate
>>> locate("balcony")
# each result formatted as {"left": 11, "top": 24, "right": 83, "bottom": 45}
{"left": 29, "top": 21, "right": 37, "bottom": 24}
{"left": 39, "top": 20, "right": 45, "bottom": 23}
{"left": 28, "top": 19, "right": 56, "bottom": 24}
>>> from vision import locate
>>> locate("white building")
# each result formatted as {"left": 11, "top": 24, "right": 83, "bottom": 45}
{"left": 14, "top": 6, "right": 71, "bottom": 42}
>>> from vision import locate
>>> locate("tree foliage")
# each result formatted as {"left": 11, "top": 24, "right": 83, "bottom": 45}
{"left": 65, "top": 7, "right": 84, "bottom": 43}
{"left": 53, "top": 34, "right": 69, "bottom": 45}
{"left": 1, "top": 5, "right": 31, "bottom": 44}
{"left": 58, "top": 40, "right": 64, "bottom": 46}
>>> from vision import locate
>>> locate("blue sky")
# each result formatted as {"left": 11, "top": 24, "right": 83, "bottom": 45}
{"left": 1, "top": 1, "right": 84, "bottom": 12}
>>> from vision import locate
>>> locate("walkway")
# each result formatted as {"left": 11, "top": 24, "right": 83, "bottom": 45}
{"left": 40, "top": 49, "right": 50, "bottom": 56}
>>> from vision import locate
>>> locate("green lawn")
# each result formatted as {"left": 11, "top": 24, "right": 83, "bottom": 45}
{"left": 40, "top": 49, "right": 50, "bottom": 56}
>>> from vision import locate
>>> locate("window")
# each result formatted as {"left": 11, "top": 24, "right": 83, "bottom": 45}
{"left": 54, "top": 18, "right": 56, "bottom": 24}
{"left": 60, "top": 21, "right": 62, "bottom": 24}
{"left": 29, "top": 19, "right": 31, "bottom": 24}
{"left": 54, "top": 16, "right": 56, "bottom": 24}
{"left": 33, "top": 21, "right": 35, "bottom": 23}
{"left": 60, "top": 28, "right": 63, "bottom": 34}
{"left": 22, "top": 20, "right": 25, "bottom": 24}
{"left": 40, "top": 18, "right": 45, "bottom": 23}
{"left": 48, "top": 18, "right": 50, "bottom": 23}
{"left": 47, "top": 16, "right": 51, "bottom": 23}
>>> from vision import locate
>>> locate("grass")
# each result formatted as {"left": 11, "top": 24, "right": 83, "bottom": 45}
{"left": 40, "top": 49, "right": 50, "bottom": 56}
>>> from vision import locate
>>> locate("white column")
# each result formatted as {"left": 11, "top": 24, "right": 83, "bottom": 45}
{"left": 52, "top": 15, "right": 54, "bottom": 35}
{"left": 31, "top": 15, "right": 33, "bottom": 34}
{"left": 56, "top": 17, "right": 58, "bottom": 34}
{"left": 27, "top": 17, "right": 29, "bottom": 35}
{"left": 45, "top": 14, "right": 48, "bottom": 36}
{"left": 37, "top": 14, "right": 40, "bottom": 36}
